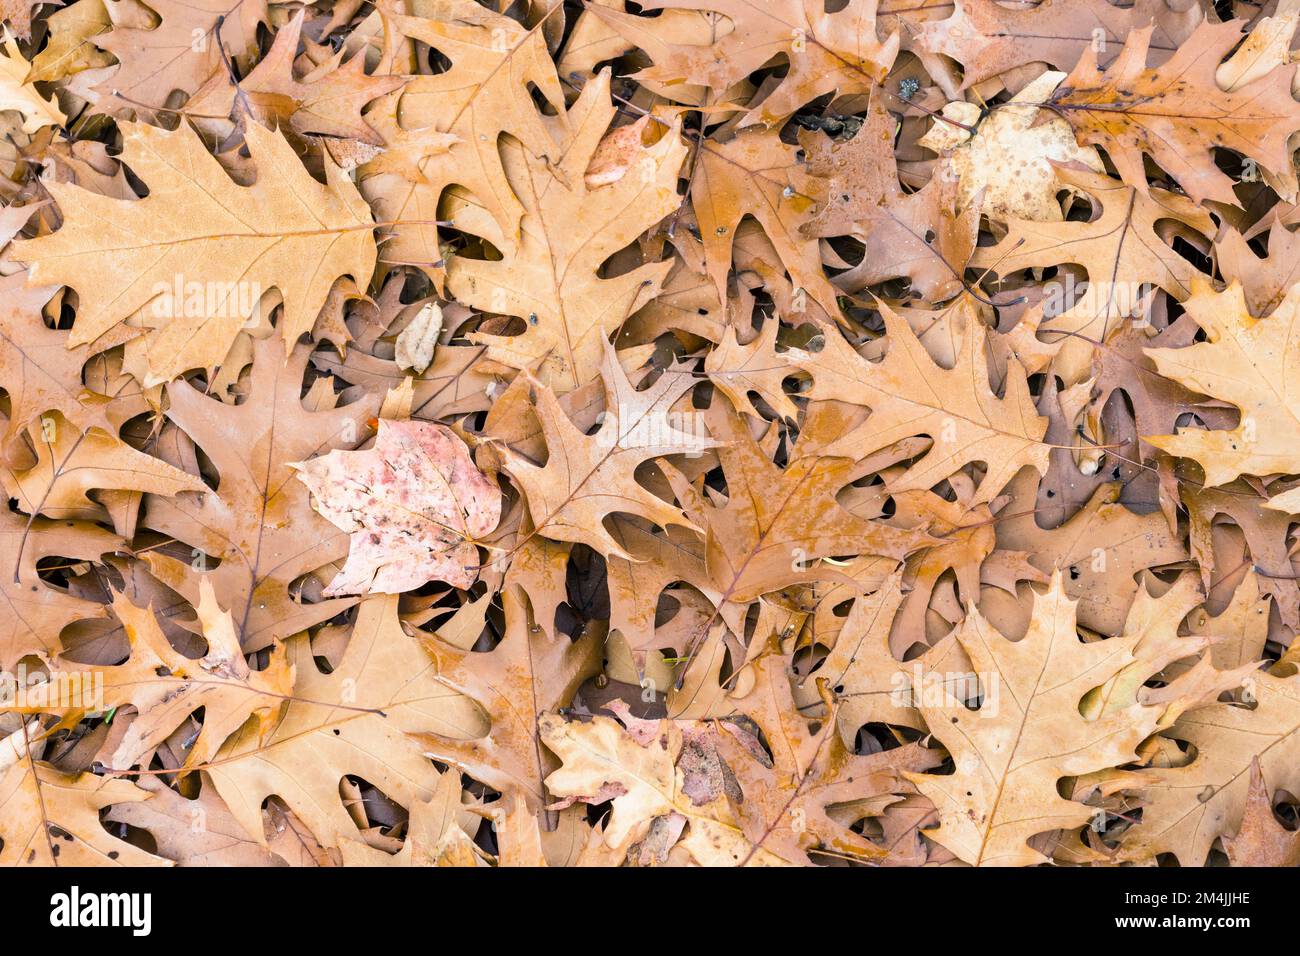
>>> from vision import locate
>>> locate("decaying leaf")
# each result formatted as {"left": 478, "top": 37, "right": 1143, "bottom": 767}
{"left": 294, "top": 418, "right": 501, "bottom": 595}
